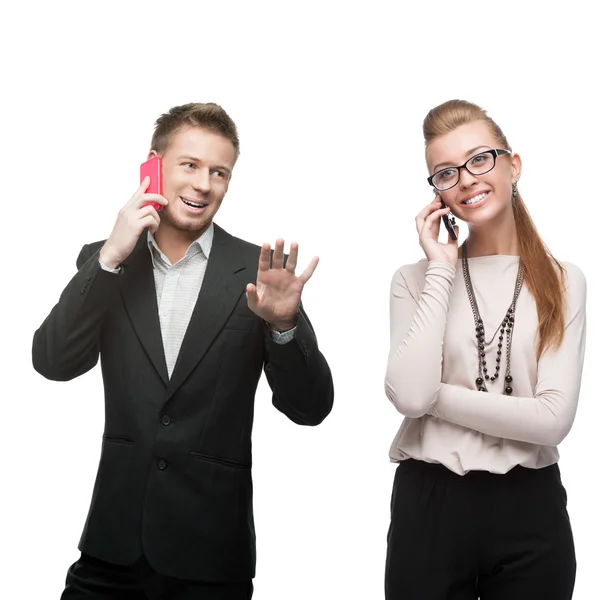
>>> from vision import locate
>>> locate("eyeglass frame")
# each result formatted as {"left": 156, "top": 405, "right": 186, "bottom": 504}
{"left": 427, "top": 148, "right": 512, "bottom": 191}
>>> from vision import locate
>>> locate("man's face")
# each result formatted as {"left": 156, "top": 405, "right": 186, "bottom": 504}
{"left": 150, "top": 125, "right": 236, "bottom": 236}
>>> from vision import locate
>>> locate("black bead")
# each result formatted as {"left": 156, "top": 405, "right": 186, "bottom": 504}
{"left": 505, "top": 386, "right": 513, "bottom": 395}
{"left": 483, "top": 367, "right": 488, "bottom": 373}
{"left": 476, "top": 377, "right": 483, "bottom": 385}
{"left": 485, "top": 375, "right": 490, "bottom": 380}
{"left": 479, "top": 344, "right": 484, "bottom": 350}
{"left": 478, "top": 387, "right": 486, "bottom": 392}
{"left": 482, "top": 360, "right": 487, "bottom": 366}
{"left": 509, "top": 316, "right": 514, "bottom": 323}
{"left": 496, "top": 357, "right": 501, "bottom": 362}
{"left": 499, "top": 335, "right": 503, "bottom": 341}
{"left": 505, "top": 375, "right": 513, "bottom": 383}
{"left": 497, "top": 350, "right": 502, "bottom": 355}
{"left": 508, "top": 307, "right": 514, "bottom": 313}
{"left": 480, "top": 352, "right": 485, "bottom": 357}
{"left": 500, "top": 328, "right": 505, "bottom": 333}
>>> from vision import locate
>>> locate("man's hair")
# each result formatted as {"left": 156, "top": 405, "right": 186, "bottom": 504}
{"left": 150, "top": 102, "right": 240, "bottom": 159}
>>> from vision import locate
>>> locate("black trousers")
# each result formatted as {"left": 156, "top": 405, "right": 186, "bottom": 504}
{"left": 385, "top": 459, "right": 576, "bottom": 600}
{"left": 60, "top": 553, "right": 253, "bottom": 600}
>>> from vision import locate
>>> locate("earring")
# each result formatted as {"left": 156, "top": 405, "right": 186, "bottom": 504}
{"left": 512, "top": 182, "right": 518, "bottom": 200}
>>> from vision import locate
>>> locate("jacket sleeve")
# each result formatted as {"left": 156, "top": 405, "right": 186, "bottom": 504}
{"left": 263, "top": 303, "right": 334, "bottom": 426}
{"left": 32, "top": 244, "right": 123, "bottom": 381}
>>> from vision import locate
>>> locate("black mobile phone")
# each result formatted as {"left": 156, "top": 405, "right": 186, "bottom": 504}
{"left": 440, "top": 199, "right": 458, "bottom": 241}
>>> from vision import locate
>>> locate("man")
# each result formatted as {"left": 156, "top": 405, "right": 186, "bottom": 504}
{"left": 32, "top": 102, "right": 334, "bottom": 599}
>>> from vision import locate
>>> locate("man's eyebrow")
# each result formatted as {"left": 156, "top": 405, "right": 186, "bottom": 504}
{"left": 177, "top": 155, "right": 232, "bottom": 175}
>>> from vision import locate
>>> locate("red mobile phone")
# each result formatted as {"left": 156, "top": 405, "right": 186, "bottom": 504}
{"left": 140, "top": 156, "right": 163, "bottom": 211}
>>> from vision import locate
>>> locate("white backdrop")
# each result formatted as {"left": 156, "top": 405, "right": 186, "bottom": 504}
{"left": 1, "top": 1, "right": 597, "bottom": 598}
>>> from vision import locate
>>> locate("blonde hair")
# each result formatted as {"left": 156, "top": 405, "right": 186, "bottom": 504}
{"left": 151, "top": 102, "right": 239, "bottom": 159}
{"left": 423, "top": 100, "right": 565, "bottom": 358}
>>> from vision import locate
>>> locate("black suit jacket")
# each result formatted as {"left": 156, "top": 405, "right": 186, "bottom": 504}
{"left": 32, "top": 223, "right": 334, "bottom": 581}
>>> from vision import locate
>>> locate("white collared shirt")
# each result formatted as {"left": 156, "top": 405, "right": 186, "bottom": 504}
{"left": 100, "top": 223, "right": 295, "bottom": 379}
{"left": 147, "top": 224, "right": 215, "bottom": 377}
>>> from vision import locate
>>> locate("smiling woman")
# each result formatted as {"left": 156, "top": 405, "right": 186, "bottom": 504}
{"left": 384, "top": 99, "right": 587, "bottom": 600}
{"left": 424, "top": 103, "right": 567, "bottom": 360}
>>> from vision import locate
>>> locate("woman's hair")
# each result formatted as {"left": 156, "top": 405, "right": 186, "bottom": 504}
{"left": 423, "top": 100, "right": 565, "bottom": 359}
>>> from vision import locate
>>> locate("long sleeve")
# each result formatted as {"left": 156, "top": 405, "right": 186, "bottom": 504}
{"left": 32, "top": 243, "right": 122, "bottom": 381}
{"left": 429, "top": 263, "right": 587, "bottom": 446}
{"left": 385, "top": 260, "right": 456, "bottom": 418}
{"left": 263, "top": 303, "right": 334, "bottom": 426}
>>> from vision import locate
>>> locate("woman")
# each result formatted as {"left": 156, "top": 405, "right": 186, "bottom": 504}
{"left": 384, "top": 99, "right": 586, "bottom": 600}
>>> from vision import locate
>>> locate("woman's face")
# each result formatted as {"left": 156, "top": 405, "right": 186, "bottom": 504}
{"left": 426, "top": 120, "right": 521, "bottom": 227}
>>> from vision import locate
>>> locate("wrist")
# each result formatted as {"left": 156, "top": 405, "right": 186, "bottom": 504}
{"left": 267, "top": 318, "right": 298, "bottom": 332}
{"left": 99, "top": 246, "right": 121, "bottom": 271}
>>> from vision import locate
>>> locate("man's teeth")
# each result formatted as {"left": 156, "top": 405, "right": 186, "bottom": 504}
{"left": 182, "top": 198, "right": 206, "bottom": 208}
{"left": 464, "top": 192, "right": 488, "bottom": 205}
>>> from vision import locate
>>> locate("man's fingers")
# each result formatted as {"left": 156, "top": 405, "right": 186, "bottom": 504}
{"left": 272, "top": 239, "right": 285, "bottom": 269}
{"left": 299, "top": 256, "right": 319, "bottom": 283}
{"left": 258, "top": 244, "right": 271, "bottom": 272}
{"left": 137, "top": 194, "right": 168, "bottom": 210}
{"left": 285, "top": 242, "right": 299, "bottom": 272}
{"left": 245, "top": 283, "right": 258, "bottom": 310}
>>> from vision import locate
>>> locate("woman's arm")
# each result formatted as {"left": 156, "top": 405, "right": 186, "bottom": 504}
{"left": 429, "top": 263, "right": 587, "bottom": 446}
{"left": 385, "top": 260, "right": 456, "bottom": 418}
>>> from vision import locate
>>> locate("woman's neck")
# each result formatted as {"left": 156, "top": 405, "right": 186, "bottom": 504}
{"left": 461, "top": 209, "right": 519, "bottom": 258}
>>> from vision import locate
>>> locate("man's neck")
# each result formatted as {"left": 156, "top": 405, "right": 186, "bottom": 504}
{"left": 154, "top": 223, "right": 211, "bottom": 265}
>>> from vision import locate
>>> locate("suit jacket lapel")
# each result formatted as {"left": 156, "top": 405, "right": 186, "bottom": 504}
{"left": 120, "top": 233, "right": 170, "bottom": 386}
{"left": 166, "top": 224, "right": 249, "bottom": 399}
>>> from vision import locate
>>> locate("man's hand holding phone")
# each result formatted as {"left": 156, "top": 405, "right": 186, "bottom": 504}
{"left": 99, "top": 177, "right": 168, "bottom": 270}
{"left": 415, "top": 195, "right": 459, "bottom": 265}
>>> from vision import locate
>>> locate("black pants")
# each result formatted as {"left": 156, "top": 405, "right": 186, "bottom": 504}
{"left": 385, "top": 459, "right": 576, "bottom": 600}
{"left": 60, "top": 553, "right": 253, "bottom": 600}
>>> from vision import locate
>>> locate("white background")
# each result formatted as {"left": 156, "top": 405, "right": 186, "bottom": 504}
{"left": 1, "top": 1, "right": 597, "bottom": 598}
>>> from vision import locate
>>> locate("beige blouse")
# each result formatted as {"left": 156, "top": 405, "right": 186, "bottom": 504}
{"left": 385, "top": 256, "right": 587, "bottom": 475}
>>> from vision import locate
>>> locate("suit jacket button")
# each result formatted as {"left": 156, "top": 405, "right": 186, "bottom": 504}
{"left": 161, "top": 415, "right": 171, "bottom": 426}
{"left": 157, "top": 458, "right": 167, "bottom": 470}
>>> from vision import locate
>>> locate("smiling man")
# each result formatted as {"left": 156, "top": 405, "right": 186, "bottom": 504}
{"left": 32, "top": 102, "right": 334, "bottom": 599}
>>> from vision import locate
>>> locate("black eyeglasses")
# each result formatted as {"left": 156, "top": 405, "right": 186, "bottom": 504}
{"left": 427, "top": 149, "right": 511, "bottom": 191}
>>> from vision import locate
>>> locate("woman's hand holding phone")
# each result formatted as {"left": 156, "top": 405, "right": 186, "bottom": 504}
{"left": 99, "top": 177, "right": 169, "bottom": 270}
{"left": 415, "top": 195, "right": 459, "bottom": 265}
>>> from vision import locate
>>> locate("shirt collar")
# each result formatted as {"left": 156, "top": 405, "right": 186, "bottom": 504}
{"left": 147, "top": 222, "right": 214, "bottom": 267}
